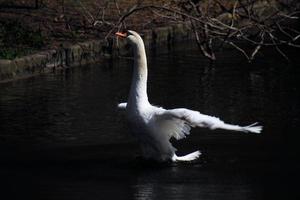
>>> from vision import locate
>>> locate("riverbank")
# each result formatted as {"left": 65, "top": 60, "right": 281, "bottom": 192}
{"left": 0, "top": 0, "right": 175, "bottom": 82}
{"left": 0, "top": 24, "right": 192, "bottom": 82}
{"left": 1, "top": 0, "right": 299, "bottom": 82}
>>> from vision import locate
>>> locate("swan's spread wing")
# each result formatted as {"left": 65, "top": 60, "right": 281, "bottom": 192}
{"left": 155, "top": 108, "right": 262, "bottom": 139}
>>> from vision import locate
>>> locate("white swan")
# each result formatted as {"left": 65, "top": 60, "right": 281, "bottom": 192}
{"left": 116, "top": 30, "right": 262, "bottom": 162}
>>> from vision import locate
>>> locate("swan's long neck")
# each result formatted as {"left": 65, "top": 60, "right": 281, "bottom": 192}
{"left": 128, "top": 39, "right": 149, "bottom": 108}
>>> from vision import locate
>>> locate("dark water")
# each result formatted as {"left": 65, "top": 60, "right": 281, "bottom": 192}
{"left": 0, "top": 42, "right": 299, "bottom": 200}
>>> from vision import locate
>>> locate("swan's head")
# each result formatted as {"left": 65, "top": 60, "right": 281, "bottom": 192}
{"left": 115, "top": 30, "right": 144, "bottom": 47}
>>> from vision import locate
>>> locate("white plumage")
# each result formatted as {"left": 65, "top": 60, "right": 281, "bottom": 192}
{"left": 116, "top": 30, "right": 262, "bottom": 162}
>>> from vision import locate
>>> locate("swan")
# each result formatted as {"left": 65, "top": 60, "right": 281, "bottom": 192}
{"left": 116, "top": 30, "right": 262, "bottom": 162}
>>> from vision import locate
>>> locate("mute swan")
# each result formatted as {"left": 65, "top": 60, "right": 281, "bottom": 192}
{"left": 116, "top": 30, "right": 262, "bottom": 162}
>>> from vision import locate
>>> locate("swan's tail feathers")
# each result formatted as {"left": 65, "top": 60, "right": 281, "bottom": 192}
{"left": 172, "top": 150, "right": 201, "bottom": 162}
{"left": 242, "top": 122, "right": 263, "bottom": 134}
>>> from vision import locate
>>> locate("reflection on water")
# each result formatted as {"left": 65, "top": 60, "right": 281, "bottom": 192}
{"left": 0, "top": 42, "right": 299, "bottom": 200}
{"left": 132, "top": 164, "right": 261, "bottom": 200}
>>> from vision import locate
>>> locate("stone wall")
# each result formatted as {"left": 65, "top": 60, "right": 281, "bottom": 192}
{"left": 0, "top": 24, "right": 191, "bottom": 82}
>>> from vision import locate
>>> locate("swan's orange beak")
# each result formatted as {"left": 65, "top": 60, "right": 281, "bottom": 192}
{"left": 115, "top": 32, "right": 127, "bottom": 38}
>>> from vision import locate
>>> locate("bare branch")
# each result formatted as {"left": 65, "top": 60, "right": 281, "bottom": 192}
{"left": 228, "top": 41, "right": 250, "bottom": 60}
{"left": 76, "top": 0, "right": 300, "bottom": 61}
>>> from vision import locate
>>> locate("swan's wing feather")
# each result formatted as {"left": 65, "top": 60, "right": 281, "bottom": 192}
{"left": 155, "top": 108, "right": 262, "bottom": 139}
{"left": 118, "top": 102, "right": 127, "bottom": 110}
{"left": 157, "top": 108, "right": 223, "bottom": 128}
{"left": 154, "top": 117, "right": 192, "bottom": 140}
